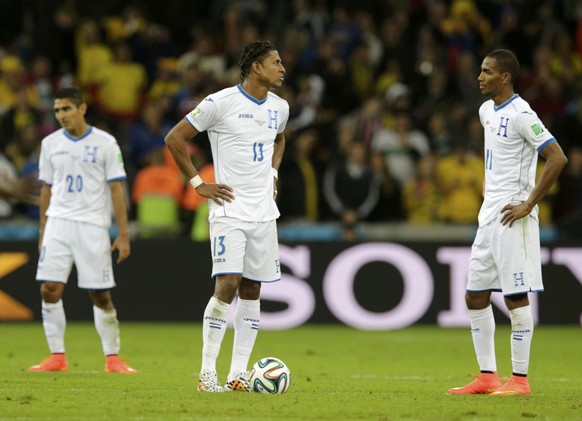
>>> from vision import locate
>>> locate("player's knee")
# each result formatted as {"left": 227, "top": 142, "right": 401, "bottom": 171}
{"left": 504, "top": 293, "right": 529, "bottom": 309}
{"left": 239, "top": 279, "right": 261, "bottom": 300}
{"left": 40, "top": 282, "right": 63, "bottom": 303}
{"left": 89, "top": 290, "right": 114, "bottom": 310}
{"left": 465, "top": 291, "right": 490, "bottom": 309}
{"left": 214, "top": 275, "right": 242, "bottom": 303}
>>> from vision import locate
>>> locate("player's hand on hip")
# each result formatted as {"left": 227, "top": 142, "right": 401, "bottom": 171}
{"left": 111, "top": 235, "right": 131, "bottom": 263}
{"left": 197, "top": 183, "right": 234, "bottom": 206}
{"left": 500, "top": 202, "right": 533, "bottom": 227}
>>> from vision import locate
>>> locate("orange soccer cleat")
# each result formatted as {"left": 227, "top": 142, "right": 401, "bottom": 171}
{"left": 489, "top": 375, "right": 531, "bottom": 396}
{"left": 29, "top": 354, "right": 69, "bottom": 372}
{"left": 448, "top": 372, "right": 502, "bottom": 394}
{"left": 105, "top": 355, "right": 138, "bottom": 374}
{"left": 224, "top": 371, "right": 252, "bottom": 392}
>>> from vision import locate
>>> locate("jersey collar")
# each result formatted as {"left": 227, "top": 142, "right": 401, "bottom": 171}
{"left": 64, "top": 126, "right": 93, "bottom": 141}
{"left": 494, "top": 94, "right": 519, "bottom": 111}
{"left": 237, "top": 84, "right": 267, "bottom": 105}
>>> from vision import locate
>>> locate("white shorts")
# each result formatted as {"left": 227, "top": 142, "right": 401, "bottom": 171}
{"left": 468, "top": 215, "right": 543, "bottom": 295}
{"left": 209, "top": 217, "right": 280, "bottom": 282}
{"left": 36, "top": 218, "right": 116, "bottom": 289}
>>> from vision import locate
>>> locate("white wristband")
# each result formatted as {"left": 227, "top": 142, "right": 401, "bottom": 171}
{"left": 189, "top": 175, "right": 203, "bottom": 189}
{"left": 272, "top": 167, "right": 278, "bottom": 180}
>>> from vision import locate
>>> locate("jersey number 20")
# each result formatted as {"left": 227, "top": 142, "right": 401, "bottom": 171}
{"left": 66, "top": 174, "right": 83, "bottom": 192}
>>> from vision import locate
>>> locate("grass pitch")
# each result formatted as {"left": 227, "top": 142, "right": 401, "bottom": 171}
{"left": 0, "top": 323, "right": 581, "bottom": 420}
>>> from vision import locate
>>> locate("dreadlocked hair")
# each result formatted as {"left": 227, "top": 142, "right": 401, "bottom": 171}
{"left": 239, "top": 40, "right": 277, "bottom": 81}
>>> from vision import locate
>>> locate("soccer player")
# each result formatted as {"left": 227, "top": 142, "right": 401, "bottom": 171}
{"left": 29, "top": 86, "right": 137, "bottom": 374}
{"left": 448, "top": 50, "right": 567, "bottom": 395}
{"left": 165, "top": 41, "right": 288, "bottom": 392}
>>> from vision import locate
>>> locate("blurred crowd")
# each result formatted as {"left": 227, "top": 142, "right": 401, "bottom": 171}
{"left": 1, "top": 0, "right": 582, "bottom": 240}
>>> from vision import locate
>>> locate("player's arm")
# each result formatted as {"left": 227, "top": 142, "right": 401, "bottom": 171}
{"left": 38, "top": 183, "right": 51, "bottom": 252}
{"left": 271, "top": 132, "right": 286, "bottom": 199}
{"left": 501, "top": 141, "right": 568, "bottom": 226}
{"left": 529, "top": 142, "right": 568, "bottom": 207}
{"left": 0, "top": 174, "right": 38, "bottom": 204}
{"left": 165, "top": 119, "right": 234, "bottom": 205}
{"left": 109, "top": 180, "right": 130, "bottom": 263}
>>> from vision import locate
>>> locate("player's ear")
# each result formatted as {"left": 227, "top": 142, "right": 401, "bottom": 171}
{"left": 252, "top": 60, "right": 262, "bottom": 75}
{"left": 79, "top": 102, "right": 88, "bottom": 115}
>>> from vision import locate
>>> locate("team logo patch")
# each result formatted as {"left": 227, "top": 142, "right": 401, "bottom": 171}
{"left": 117, "top": 153, "right": 123, "bottom": 163}
{"left": 191, "top": 108, "right": 202, "bottom": 118}
{"left": 530, "top": 123, "right": 543, "bottom": 136}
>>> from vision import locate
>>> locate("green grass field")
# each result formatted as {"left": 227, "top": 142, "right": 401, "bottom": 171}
{"left": 0, "top": 323, "right": 581, "bottom": 420}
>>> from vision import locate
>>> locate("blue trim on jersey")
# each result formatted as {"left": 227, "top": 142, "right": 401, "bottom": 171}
{"left": 537, "top": 138, "right": 556, "bottom": 153}
{"left": 184, "top": 115, "right": 196, "bottom": 128}
{"left": 36, "top": 279, "right": 66, "bottom": 284}
{"left": 467, "top": 288, "right": 502, "bottom": 293}
{"left": 64, "top": 126, "right": 93, "bottom": 141}
{"left": 494, "top": 94, "right": 519, "bottom": 111}
{"left": 244, "top": 276, "right": 281, "bottom": 283}
{"left": 504, "top": 289, "right": 544, "bottom": 296}
{"left": 237, "top": 84, "right": 267, "bottom": 105}
{"left": 466, "top": 288, "right": 544, "bottom": 295}
{"left": 107, "top": 176, "right": 127, "bottom": 183}
{"left": 212, "top": 272, "right": 243, "bottom": 279}
{"left": 210, "top": 272, "right": 281, "bottom": 283}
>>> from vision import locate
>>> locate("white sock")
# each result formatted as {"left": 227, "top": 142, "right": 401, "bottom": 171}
{"left": 469, "top": 305, "right": 497, "bottom": 372}
{"left": 42, "top": 300, "right": 66, "bottom": 354}
{"left": 229, "top": 298, "right": 260, "bottom": 380}
{"left": 93, "top": 306, "right": 120, "bottom": 356}
{"left": 201, "top": 297, "right": 230, "bottom": 373}
{"left": 510, "top": 305, "right": 534, "bottom": 376}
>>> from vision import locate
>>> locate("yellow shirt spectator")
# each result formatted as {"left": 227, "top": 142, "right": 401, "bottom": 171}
{"left": 148, "top": 58, "right": 181, "bottom": 101}
{"left": 78, "top": 45, "right": 113, "bottom": 87}
{"left": 0, "top": 56, "right": 39, "bottom": 113}
{"left": 403, "top": 156, "right": 440, "bottom": 224}
{"left": 75, "top": 21, "right": 114, "bottom": 92}
{"left": 95, "top": 42, "right": 146, "bottom": 120}
{"left": 436, "top": 147, "right": 484, "bottom": 224}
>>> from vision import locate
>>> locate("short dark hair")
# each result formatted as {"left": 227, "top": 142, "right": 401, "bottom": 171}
{"left": 486, "top": 49, "right": 519, "bottom": 84}
{"left": 239, "top": 41, "right": 277, "bottom": 81}
{"left": 54, "top": 86, "right": 85, "bottom": 106}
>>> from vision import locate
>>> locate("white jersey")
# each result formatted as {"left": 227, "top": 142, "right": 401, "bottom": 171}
{"left": 185, "top": 84, "right": 289, "bottom": 222}
{"left": 39, "top": 126, "right": 127, "bottom": 228}
{"left": 478, "top": 94, "right": 556, "bottom": 225}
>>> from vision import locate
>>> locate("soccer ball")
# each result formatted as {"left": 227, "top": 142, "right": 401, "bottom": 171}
{"left": 249, "top": 357, "right": 291, "bottom": 394}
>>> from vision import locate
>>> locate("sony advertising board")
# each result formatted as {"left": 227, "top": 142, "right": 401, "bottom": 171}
{"left": 1, "top": 240, "right": 580, "bottom": 328}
